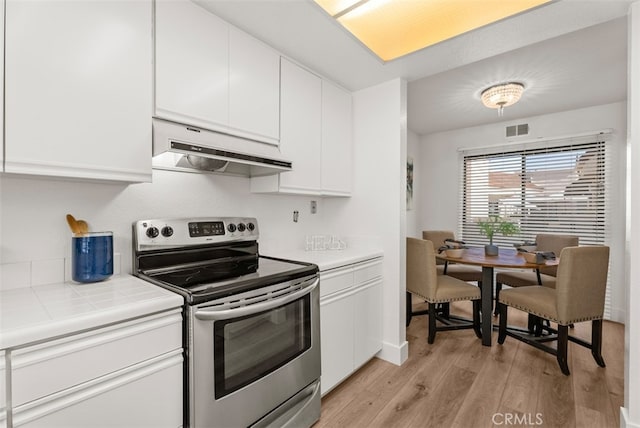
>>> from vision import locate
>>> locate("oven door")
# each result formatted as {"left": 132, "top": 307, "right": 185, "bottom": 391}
{"left": 189, "top": 274, "right": 320, "bottom": 428}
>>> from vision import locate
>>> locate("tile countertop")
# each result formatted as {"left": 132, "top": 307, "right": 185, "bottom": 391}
{"left": 269, "top": 247, "right": 384, "bottom": 272}
{"left": 0, "top": 275, "right": 183, "bottom": 350}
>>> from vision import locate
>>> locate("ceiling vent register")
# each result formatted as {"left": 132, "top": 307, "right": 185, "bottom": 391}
{"left": 506, "top": 123, "right": 529, "bottom": 138}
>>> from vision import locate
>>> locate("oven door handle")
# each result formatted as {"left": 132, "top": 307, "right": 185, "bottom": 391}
{"left": 194, "top": 277, "right": 319, "bottom": 321}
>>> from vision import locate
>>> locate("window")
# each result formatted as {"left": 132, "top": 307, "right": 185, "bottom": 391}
{"left": 460, "top": 135, "right": 610, "bottom": 248}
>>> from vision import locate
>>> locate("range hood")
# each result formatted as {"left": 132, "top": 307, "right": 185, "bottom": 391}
{"left": 152, "top": 118, "right": 292, "bottom": 177}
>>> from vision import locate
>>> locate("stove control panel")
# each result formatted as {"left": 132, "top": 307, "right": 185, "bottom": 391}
{"left": 134, "top": 217, "right": 259, "bottom": 251}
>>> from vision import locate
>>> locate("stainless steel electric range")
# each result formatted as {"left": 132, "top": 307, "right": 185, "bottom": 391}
{"left": 133, "top": 217, "right": 320, "bottom": 428}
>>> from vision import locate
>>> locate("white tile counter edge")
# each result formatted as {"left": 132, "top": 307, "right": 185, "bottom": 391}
{"left": 270, "top": 247, "right": 384, "bottom": 271}
{"left": 0, "top": 275, "right": 183, "bottom": 350}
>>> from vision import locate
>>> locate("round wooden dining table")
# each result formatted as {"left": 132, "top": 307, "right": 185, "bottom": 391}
{"left": 437, "top": 246, "right": 559, "bottom": 346}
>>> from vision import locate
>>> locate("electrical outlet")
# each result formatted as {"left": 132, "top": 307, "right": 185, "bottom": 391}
{"left": 310, "top": 200, "right": 317, "bottom": 214}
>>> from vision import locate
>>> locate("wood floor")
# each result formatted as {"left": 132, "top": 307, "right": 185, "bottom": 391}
{"left": 315, "top": 301, "right": 624, "bottom": 428}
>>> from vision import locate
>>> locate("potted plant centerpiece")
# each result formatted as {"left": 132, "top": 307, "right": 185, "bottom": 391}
{"left": 476, "top": 215, "right": 519, "bottom": 256}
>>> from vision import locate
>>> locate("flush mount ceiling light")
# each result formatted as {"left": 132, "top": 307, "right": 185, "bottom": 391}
{"left": 480, "top": 82, "right": 525, "bottom": 116}
{"left": 313, "top": 0, "right": 552, "bottom": 62}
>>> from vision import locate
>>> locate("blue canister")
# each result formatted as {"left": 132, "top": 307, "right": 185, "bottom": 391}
{"left": 72, "top": 232, "right": 114, "bottom": 283}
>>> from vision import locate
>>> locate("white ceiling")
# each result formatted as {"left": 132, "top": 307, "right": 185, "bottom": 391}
{"left": 198, "top": 0, "right": 631, "bottom": 135}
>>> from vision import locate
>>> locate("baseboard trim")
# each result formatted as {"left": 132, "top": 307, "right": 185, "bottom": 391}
{"left": 376, "top": 340, "right": 408, "bottom": 366}
{"left": 621, "top": 407, "right": 640, "bottom": 428}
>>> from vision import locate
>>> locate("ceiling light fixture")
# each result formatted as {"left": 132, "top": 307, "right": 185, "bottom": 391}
{"left": 481, "top": 82, "right": 525, "bottom": 116}
{"left": 313, "top": 0, "right": 552, "bottom": 61}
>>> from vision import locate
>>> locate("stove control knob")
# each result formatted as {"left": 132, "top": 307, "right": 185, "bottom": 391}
{"left": 247, "top": 222, "right": 255, "bottom": 232}
{"left": 161, "top": 226, "right": 173, "bottom": 237}
{"left": 146, "top": 226, "right": 159, "bottom": 239}
{"left": 237, "top": 223, "right": 246, "bottom": 232}
{"left": 227, "top": 223, "right": 237, "bottom": 233}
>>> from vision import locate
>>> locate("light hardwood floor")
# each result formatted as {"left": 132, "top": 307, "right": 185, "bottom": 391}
{"left": 315, "top": 301, "right": 624, "bottom": 428}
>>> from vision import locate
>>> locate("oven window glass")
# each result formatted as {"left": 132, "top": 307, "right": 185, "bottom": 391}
{"left": 213, "top": 294, "right": 311, "bottom": 398}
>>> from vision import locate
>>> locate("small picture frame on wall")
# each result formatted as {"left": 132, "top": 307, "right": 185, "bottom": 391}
{"left": 407, "top": 157, "right": 414, "bottom": 210}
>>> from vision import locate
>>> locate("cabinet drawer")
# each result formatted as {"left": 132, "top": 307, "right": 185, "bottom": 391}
{"left": 12, "top": 309, "right": 182, "bottom": 407}
{"left": 320, "top": 266, "right": 353, "bottom": 297}
{"left": 13, "top": 350, "right": 183, "bottom": 428}
{"left": 353, "top": 258, "right": 383, "bottom": 285}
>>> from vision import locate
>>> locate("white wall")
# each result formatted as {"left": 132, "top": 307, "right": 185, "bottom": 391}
{"left": 416, "top": 101, "right": 627, "bottom": 323}
{"left": 623, "top": 3, "right": 640, "bottom": 427}
{"left": 324, "top": 78, "right": 409, "bottom": 365}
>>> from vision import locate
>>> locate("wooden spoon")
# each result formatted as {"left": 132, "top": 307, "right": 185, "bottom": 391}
{"left": 66, "top": 214, "right": 81, "bottom": 234}
{"left": 76, "top": 220, "right": 89, "bottom": 234}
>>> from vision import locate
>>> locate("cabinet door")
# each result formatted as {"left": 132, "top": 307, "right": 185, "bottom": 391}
{"left": 320, "top": 293, "right": 354, "bottom": 395}
{"left": 229, "top": 27, "right": 280, "bottom": 143}
{"left": 279, "top": 58, "right": 322, "bottom": 193}
{"left": 321, "top": 81, "right": 352, "bottom": 196}
{"left": 4, "top": 0, "right": 152, "bottom": 182}
{"left": 155, "top": 0, "right": 229, "bottom": 130}
{"left": 353, "top": 280, "right": 383, "bottom": 368}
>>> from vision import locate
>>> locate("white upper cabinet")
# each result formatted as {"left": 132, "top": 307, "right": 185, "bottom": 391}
{"left": 277, "top": 58, "right": 323, "bottom": 193}
{"left": 4, "top": 0, "right": 152, "bottom": 182}
{"left": 251, "top": 58, "right": 352, "bottom": 196}
{"left": 154, "top": 0, "right": 229, "bottom": 129}
{"left": 251, "top": 58, "right": 322, "bottom": 194}
{"left": 154, "top": 0, "right": 280, "bottom": 145}
{"left": 229, "top": 27, "right": 280, "bottom": 142}
{"left": 321, "top": 81, "right": 352, "bottom": 196}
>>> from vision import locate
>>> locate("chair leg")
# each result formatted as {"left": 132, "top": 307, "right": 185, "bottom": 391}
{"left": 497, "top": 303, "right": 507, "bottom": 344}
{"left": 533, "top": 316, "right": 544, "bottom": 337}
{"left": 527, "top": 314, "right": 543, "bottom": 334}
{"left": 472, "top": 300, "right": 482, "bottom": 339}
{"left": 493, "top": 282, "right": 502, "bottom": 316}
{"left": 440, "top": 302, "right": 450, "bottom": 319}
{"left": 557, "top": 325, "right": 570, "bottom": 375}
{"left": 406, "top": 292, "right": 412, "bottom": 327}
{"left": 591, "top": 319, "right": 606, "bottom": 367}
{"left": 428, "top": 303, "right": 436, "bottom": 344}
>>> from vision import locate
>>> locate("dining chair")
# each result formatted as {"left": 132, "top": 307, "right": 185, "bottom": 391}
{"left": 422, "top": 230, "right": 483, "bottom": 283}
{"left": 493, "top": 233, "right": 579, "bottom": 316}
{"left": 406, "top": 237, "right": 482, "bottom": 344}
{"left": 496, "top": 245, "right": 610, "bottom": 375}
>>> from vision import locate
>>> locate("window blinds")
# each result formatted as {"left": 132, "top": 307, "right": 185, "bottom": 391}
{"left": 459, "top": 132, "right": 611, "bottom": 248}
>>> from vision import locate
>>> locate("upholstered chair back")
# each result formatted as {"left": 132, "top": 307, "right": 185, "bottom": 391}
{"left": 422, "top": 231, "right": 455, "bottom": 265}
{"left": 536, "top": 233, "right": 579, "bottom": 276}
{"left": 554, "top": 245, "right": 609, "bottom": 324}
{"left": 406, "top": 238, "right": 439, "bottom": 301}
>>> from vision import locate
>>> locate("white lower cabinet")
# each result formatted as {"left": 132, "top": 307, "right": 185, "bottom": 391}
{"left": 320, "top": 291, "right": 354, "bottom": 394}
{"left": 319, "top": 258, "right": 383, "bottom": 395}
{"left": 353, "top": 280, "right": 383, "bottom": 368}
{"left": 7, "top": 309, "right": 183, "bottom": 428}
{"left": 13, "top": 352, "right": 182, "bottom": 428}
